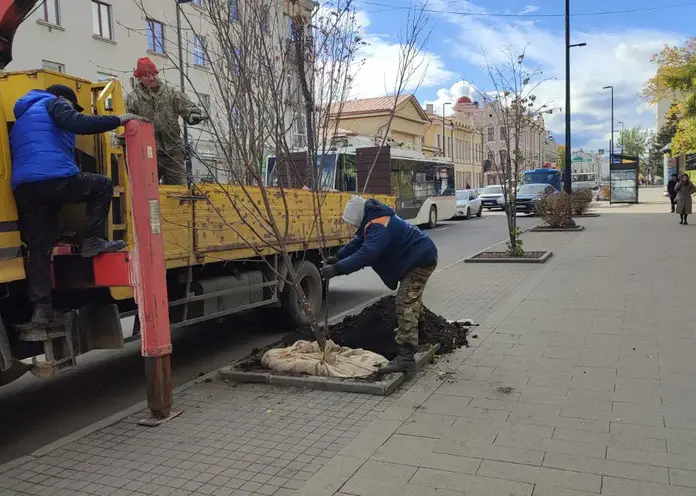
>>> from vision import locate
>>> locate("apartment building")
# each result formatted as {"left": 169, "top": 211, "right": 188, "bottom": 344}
{"left": 10, "top": 0, "right": 312, "bottom": 179}
{"left": 423, "top": 98, "right": 484, "bottom": 189}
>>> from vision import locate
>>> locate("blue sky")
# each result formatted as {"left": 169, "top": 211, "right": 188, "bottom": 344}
{"left": 348, "top": 0, "right": 696, "bottom": 150}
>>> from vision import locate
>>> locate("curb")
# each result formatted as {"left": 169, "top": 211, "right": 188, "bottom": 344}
{"left": 464, "top": 250, "right": 553, "bottom": 264}
{"left": 530, "top": 225, "right": 585, "bottom": 232}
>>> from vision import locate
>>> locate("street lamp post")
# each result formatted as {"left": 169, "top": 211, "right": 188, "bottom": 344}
{"left": 442, "top": 102, "right": 451, "bottom": 157}
{"left": 603, "top": 86, "right": 614, "bottom": 163}
{"left": 564, "top": 0, "right": 586, "bottom": 194}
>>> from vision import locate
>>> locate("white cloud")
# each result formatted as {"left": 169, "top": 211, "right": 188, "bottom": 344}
{"left": 347, "top": 10, "right": 456, "bottom": 99}
{"left": 519, "top": 5, "right": 539, "bottom": 14}
{"left": 430, "top": 4, "right": 684, "bottom": 149}
{"left": 423, "top": 80, "right": 479, "bottom": 115}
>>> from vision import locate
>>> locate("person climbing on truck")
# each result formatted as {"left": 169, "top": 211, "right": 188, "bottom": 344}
{"left": 126, "top": 57, "right": 205, "bottom": 185}
{"left": 10, "top": 84, "right": 145, "bottom": 334}
{"left": 320, "top": 195, "right": 438, "bottom": 373}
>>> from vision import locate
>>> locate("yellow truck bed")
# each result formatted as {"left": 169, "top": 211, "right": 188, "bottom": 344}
{"left": 159, "top": 184, "right": 393, "bottom": 269}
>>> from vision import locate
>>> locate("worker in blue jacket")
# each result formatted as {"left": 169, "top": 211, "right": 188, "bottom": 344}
{"left": 11, "top": 84, "right": 144, "bottom": 333}
{"left": 321, "top": 196, "right": 438, "bottom": 373}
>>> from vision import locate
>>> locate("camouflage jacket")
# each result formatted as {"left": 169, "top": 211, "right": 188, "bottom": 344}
{"left": 126, "top": 81, "right": 201, "bottom": 156}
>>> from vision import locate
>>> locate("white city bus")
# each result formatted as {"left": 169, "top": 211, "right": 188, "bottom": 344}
{"left": 265, "top": 145, "right": 457, "bottom": 228}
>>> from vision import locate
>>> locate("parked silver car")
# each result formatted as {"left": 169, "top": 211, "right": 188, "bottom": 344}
{"left": 454, "top": 189, "right": 483, "bottom": 219}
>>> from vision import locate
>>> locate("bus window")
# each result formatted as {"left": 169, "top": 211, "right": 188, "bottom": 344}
{"left": 338, "top": 154, "right": 357, "bottom": 192}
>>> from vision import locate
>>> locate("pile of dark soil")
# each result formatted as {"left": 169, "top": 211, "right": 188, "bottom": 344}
{"left": 235, "top": 296, "right": 468, "bottom": 371}
{"left": 327, "top": 296, "right": 468, "bottom": 360}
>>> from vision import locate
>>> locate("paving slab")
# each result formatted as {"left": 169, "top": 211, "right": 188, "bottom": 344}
{"left": 7, "top": 192, "right": 696, "bottom": 496}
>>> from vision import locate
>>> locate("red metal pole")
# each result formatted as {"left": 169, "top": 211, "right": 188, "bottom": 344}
{"left": 124, "top": 121, "right": 175, "bottom": 422}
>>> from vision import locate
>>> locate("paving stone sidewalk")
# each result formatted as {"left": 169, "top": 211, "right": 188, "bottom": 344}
{"left": 6, "top": 199, "right": 692, "bottom": 496}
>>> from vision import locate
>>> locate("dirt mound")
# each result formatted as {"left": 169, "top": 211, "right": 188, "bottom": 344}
{"left": 328, "top": 296, "right": 468, "bottom": 360}
{"left": 236, "top": 296, "right": 468, "bottom": 371}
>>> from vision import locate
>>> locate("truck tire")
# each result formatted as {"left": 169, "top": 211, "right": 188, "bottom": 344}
{"left": 280, "top": 260, "right": 323, "bottom": 329}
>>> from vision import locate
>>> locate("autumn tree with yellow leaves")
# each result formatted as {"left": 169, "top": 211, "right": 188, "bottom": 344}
{"left": 644, "top": 37, "right": 696, "bottom": 155}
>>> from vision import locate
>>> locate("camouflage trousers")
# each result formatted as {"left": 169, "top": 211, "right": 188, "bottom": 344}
{"left": 157, "top": 150, "right": 187, "bottom": 186}
{"left": 395, "top": 262, "right": 437, "bottom": 347}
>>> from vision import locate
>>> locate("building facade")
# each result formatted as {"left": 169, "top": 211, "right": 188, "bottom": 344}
{"left": 328, "top": 95, "right": 431, "bottom": 152}
{"left": 10, "top": 0, "right": 313, "bottom": 179}
{"left": 423, "top": 98, "right": 484, "bottom": 189}
{"left": 473, "top": 100, "right": 548, "bottom": 185}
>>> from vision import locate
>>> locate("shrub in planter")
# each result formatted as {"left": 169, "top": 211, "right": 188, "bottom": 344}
{"left": 535, "top": 192, "right": 572, "bottom": 228}
{"left": 571, "top": 189, "right": 594, "bottom": 215}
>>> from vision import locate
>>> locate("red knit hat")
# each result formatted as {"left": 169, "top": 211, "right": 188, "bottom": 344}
{"left": 133, "top": 57, "right": 158, "bottom": 78}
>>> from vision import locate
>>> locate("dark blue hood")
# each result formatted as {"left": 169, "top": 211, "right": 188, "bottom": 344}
{"left": 357, "top": 199, "right": 395, "bottom": 232}
{"left": 14, "top": 90, "right": 54, "bottom": 119}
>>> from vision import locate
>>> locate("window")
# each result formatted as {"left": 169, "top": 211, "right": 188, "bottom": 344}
{"left": 500, "top": 126, "right": 506, "bottom": 140}
{"left": 487, "top": 124, "right": 494, "bottom": 141}
{"left": 42, "top": 60, "right": 64, "bottom": 73}
{"left": 500, "top": 149, "right": 508, "bottom": 165}
{"left": 447, "top": 136, "right": 452, "bottom": 158}
{"left": 436, "top": 134, "right": 441, "bottom": 150}
{"left": 198, "top": 93, "right": 210, "bottom": 117}
{"left": 230, "top": 47, "right": 241, "bottom": 75}
{"left": 147, "top": 19, "right": 165, "bottom": 53}
{"left": 42, "top": 0, "right": 60, "bottom": 25}
{"left": 92, "top": 1, "right": 112, "bottom": 40}
{"left": 294, "top": 115, "right": 307, "bottom": 147}
{"left": 260, "top": 9, "right": 269, "bottom": 33}
{"left": 286, "top": 15, "right": 293, "bottom": 40}
{"left": 230, "top": 0, "right": 238, "bottom": 21}
{"left": 191, "top": 0, "right": 203, "bottom": 5}
{"left": 193, "top": 35, "right": 206, "bottom": 66}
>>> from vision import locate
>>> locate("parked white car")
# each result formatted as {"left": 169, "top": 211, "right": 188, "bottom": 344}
{"left": 454, "top": 189, "right": 483, "bottom": 219}
{"left": 479, "top": 185, "right": 506, "bottom": 210}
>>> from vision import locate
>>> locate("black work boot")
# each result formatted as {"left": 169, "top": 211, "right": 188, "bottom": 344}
{"left": 81, "top": 237, "right": 127, "bottom": 258}
{"left": 19, "top": 304, "right": 64, "bottom": 341}
{"left": 377, "top": 344, "right": 416, "bottom": 374}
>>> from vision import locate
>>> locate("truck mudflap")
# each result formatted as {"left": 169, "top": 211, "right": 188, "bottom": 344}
{"left": 0, "top": 314, "right": 32, "bottom": 385}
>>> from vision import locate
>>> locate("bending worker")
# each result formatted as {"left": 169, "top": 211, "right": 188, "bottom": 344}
{"left": 126, "top": 57, "right": 204, "bottom": 185}
{"left": 11, "top": 84, "right": 144, "bottom": 332}
{"left": 321, "top": 196, "right": 438, "bottom": 373}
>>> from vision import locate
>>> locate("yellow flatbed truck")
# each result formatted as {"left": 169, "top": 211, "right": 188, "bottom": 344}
{"left": 0, "top": 69, "right": 394, "bottom": 385}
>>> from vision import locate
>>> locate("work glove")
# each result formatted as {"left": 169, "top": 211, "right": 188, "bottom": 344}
{"left": 119, "top": 113, "right": 148, "bottom": 125}
{"left": 323, "top": 256, "right": 339, "bottom": 266}
{"left": 187, "top": 113, "right": 205, "bottom": 125}
{"left": 320, "top": 264, "right": 338, "bottom": 280}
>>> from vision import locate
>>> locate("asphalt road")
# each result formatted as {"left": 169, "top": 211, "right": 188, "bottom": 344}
{"left": 0, "top": 211, "right": 537, "bottom": 465}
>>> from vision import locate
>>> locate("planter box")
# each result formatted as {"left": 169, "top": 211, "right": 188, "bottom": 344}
{"left": 572, "top": 212, "right": 600, "bottom": 218}
{"left": 217, "top": 344, "right": 441, "bottom": 396}
{"left": 531, "top": 225, "right": 585, "bottom": 232}
{"left": 465, "top": 250, "right": 553, "bottom": 264}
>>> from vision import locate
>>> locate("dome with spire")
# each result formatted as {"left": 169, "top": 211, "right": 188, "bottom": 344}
{"left": 456, "top": 96, "right": 472, "bottom": 104}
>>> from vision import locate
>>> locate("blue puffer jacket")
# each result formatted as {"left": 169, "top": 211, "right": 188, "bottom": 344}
{"left": 335, "top": 199, "right": 438, "bottom": 290}
{"left": 11, "top": 91, "right": 78, "bottom": 189}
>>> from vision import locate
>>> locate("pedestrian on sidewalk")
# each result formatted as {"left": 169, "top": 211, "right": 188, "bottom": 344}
{"left": 675, "top": 173, "right": 696, "bottom": 224}
{"left": 668, "top": 173, "right": 678, "bottom": 213}
{"left": 320, "top": 195, "right": 438, "bottom": 373}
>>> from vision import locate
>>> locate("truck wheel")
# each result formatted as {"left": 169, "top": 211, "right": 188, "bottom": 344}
{"left": 281, "top": 260, "right": 323, "bottom": 329}
{"left": 427, "top": 206, "right": 438, "bottom": 229}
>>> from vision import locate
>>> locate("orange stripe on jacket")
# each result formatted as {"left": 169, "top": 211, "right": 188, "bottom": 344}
{"left": 363, "top": 216, "right": 390, "bottom": 238}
